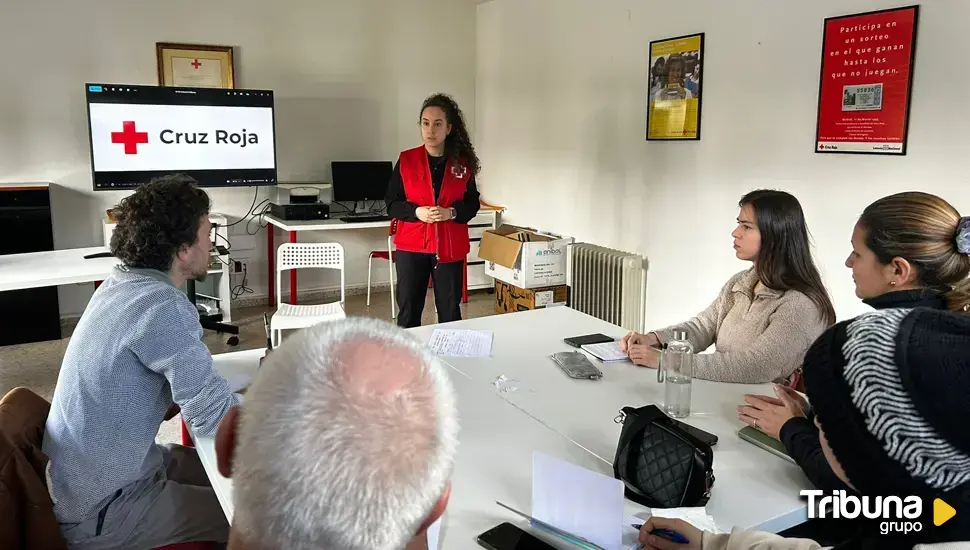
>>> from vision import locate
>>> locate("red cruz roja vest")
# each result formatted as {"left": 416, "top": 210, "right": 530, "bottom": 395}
{"left": 394, "top": 145, "right": 471, "bottom": 264}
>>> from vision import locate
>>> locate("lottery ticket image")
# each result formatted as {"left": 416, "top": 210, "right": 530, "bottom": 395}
{"left": 842, "top": 83, "right": 884, "bottom": 112}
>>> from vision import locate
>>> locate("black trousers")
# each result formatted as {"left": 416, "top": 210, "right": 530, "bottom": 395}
{"left": 395, "top": 250, "right": 462, "bottom": 328}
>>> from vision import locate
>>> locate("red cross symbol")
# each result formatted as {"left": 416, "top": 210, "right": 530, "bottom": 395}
{"left": 111, "top": 121, "right": 149, "bottom": 154}
{"left": 191, "top": 59, "right": 202, "bottom": 69}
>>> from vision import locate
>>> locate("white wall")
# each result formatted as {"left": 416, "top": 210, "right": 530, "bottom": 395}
{"left": 0, "top": 0, "right": 477, "bottom": 317}
{"left": 475, "top": 0, "right": 970, "bottom": 330}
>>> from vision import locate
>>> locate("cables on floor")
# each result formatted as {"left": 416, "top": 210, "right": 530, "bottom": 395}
{"left": 230, "top": 264, "right": 254, "bottom": 300}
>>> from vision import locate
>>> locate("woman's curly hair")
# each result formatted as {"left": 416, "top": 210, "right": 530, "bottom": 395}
{"left": 419, "top": 93, "right": 481, "bottom": 175}
{"left": 109, "top": 174, "right": 210, "bottom": 272}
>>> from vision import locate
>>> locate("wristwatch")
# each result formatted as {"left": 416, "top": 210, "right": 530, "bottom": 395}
{"left": 449, "top": 207, "right": 457, "bottom": 220}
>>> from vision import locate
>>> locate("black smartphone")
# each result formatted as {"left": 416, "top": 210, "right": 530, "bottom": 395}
{"left": 563, "top": 333, "right": 614, "bottom": 348}
{"left": 477, "top": 522, "right": 557, "bottom": 550}
{"left": 673, "top": 419, "right": 719, "bottom": 447}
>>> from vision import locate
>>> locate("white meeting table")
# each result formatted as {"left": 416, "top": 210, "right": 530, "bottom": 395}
{"left": 193, "top": 307, "right": 812, "bottom": 548}
{"left": 195, "top": 348, "right": 627, "bottom": 549}
{"left": 407, "top": 307, "right": 810, "bottom": 534}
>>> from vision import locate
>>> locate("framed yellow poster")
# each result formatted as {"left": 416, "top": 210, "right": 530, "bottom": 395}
{"left": 646, "top": 33, "right": 704, "bottom": 140}
{"left": 156, "top": 43, "right": 235, "bottom": 89}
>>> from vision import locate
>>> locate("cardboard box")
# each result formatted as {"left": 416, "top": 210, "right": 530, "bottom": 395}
{"left": 495, "top": 280, "right": 568, "bottom": 314}
{"left": 478, "top": 224, "right": 573, "bottom": 288}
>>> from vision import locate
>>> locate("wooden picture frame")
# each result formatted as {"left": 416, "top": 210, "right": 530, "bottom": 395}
{"left": 156, "top": 42, "right": 235, "bottom": 89}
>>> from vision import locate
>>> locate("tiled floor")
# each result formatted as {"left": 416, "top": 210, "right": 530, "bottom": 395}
{"left": 0, "top": 289, "right": 496, "bottom": 443}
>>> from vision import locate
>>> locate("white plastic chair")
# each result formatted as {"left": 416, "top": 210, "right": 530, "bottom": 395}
{"left": 271, "top": 242, "right": 346, "bottom": 347}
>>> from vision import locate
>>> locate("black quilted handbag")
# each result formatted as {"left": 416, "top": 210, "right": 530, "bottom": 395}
{"left": 613, "top": 404, "right": 715, "bottom": 508}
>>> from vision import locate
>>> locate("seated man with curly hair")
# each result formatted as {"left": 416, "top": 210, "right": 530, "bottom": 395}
{"left": 43, "top": 174, "right": 239, "bottom": 549}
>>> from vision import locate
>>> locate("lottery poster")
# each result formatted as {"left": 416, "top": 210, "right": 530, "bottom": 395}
{"left": 815, "top": 6, "right": 919, "bottom": 154}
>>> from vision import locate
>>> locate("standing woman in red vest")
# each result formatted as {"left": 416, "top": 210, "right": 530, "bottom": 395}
{"left": 385, "top": 93, "right": 481, "bottom": 328}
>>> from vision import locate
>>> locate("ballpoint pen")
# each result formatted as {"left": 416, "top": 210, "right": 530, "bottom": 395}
{"left": 630, "top": 524, "right": 689, "bottom": 544}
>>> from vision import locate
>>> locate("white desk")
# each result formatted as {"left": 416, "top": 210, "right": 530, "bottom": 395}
{"left": 263, "top": 213, "right": 390, "bottom": 306}
{"left": 263, "top": 214, "right": 392, "bottom": 232}
{"left": 409, "top": 308, "right": 810, "bottom": 534}
{"left": 0, "top": 246, "right": 117, "bottom": 292}
{"left": 263, "top": 211, "right": 500, "bottom": 307}
{"left": 196, "top": 348, "right": 627, "bottom": 549}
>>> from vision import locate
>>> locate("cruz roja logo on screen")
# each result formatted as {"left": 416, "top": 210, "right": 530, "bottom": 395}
{"left": 110, "top": 121, "right": 260, "bottom": 155}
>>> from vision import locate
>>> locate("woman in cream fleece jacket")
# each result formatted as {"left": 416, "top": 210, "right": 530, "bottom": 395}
{"left": 621, "top": 190, "right": 836, "bottom": 384}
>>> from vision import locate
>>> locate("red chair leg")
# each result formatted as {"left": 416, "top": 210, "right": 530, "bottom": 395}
{"left": 181, "top": 420, "right": 193, "bottom": 447}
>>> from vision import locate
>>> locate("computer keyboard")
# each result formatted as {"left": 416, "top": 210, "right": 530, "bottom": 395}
{"left": 340, "top": 215, "right": 391, "bottom": 223}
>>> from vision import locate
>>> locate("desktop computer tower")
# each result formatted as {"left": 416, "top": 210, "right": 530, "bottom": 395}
{"left": 0, "top": 184, "right": 61, "bottom": 345}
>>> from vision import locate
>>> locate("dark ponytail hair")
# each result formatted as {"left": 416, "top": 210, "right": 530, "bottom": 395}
{"left": 857, "top": 192, "right": 970, "bottom": 313}
{"left": 740, "top": 190, "right": 837, "bottom": 325}
{"left": 419, "top": 93, "right": 480, "bottom": 175}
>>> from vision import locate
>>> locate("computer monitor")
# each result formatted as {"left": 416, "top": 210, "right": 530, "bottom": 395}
{"left": 331, "top": 161, "right": 393, "bottom": 202}
{"left": 85, "top": 83, "right": 278, "bottom": 190}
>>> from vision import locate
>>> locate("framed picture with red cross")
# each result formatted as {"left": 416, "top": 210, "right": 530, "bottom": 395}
{"left": 156, "top": 42, "right": 235, "bottom": 89}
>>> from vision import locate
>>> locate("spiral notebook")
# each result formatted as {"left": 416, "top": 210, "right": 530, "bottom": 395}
{"left": 580, "top": 342, "right": 629, "bottom": 364}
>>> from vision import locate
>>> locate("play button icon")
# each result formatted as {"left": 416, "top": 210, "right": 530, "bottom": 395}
{"left": 934, "top": 498, "right": 956, "bottom": 527}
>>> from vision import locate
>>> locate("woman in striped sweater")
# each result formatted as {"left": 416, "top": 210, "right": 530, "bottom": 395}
{"left": 740, "top": 191, "right": 970, "bottom": 481}
{"left": 737, "top": 192, "right": 970, "bottom": 546}
{"left": 639, "top": 307, "right": 970, "bottom": 550}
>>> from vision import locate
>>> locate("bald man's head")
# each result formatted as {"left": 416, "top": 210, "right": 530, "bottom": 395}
{"left": 218, "top": 318, "right": 459, "bottom": 550}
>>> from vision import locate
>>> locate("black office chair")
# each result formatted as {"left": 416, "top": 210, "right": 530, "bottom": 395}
{"left": 186, "top": 279, "right": 239, "bottom": 346}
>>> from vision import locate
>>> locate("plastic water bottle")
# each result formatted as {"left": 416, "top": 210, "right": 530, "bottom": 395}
{"left": 659, "top": 329, "right": 693, "bottom": 418}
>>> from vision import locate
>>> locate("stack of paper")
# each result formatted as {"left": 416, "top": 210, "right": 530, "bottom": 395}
{"left": 428, "top": 329, "right": 493, "bottom": 357}
{"left": 648, "top": 507, "right": 719, "bottom": 533}
{"left": 622, "top": 510, "right": 719, "bottom": 549}
{"left": 532, "top": 452, "right": 625, "bottom": 549}
{"left": 622, "top": 517, "right": 647, "bottom": 550}
{"left": 526, "top": 453, "right": 719, "bottom": 550}
{"left": 581, "top": 341, "right": 630, "bottom": 364}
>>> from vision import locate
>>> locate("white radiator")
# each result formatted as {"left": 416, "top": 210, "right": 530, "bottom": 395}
{"left": 567, "top": 243, "right": 648, "bottom": 332}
